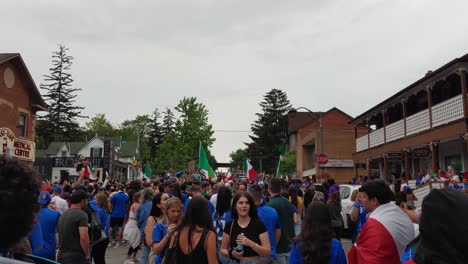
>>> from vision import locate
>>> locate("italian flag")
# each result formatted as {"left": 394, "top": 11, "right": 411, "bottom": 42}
{"left": 243, "top": 158, "right": 258, "bottom": 182}
{"left": 84, "top": 163, "right": 97, "bottom": 181}
{"left": 226, "top": 169, "right": 233, "bottom": 181}
{"left": 199, "top": 143, "right": 216, "bottom": 178}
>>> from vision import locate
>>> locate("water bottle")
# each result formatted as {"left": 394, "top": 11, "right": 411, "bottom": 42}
{"left": 236, "top": 233, "right": 244, "bottom": 251}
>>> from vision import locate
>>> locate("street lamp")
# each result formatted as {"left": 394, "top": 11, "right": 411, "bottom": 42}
{"left": 288, "top": 107, "right": 324, "bottom": 181}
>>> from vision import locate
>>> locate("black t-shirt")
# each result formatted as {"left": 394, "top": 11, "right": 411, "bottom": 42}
{"left": 223, "top": 218, "right": 267, "bottom": 257}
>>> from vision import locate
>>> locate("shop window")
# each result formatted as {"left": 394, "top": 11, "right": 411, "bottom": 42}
{"left": 444, "top": 154, "right": 462, "bottom": 173}
{"left": 18, "top": 113, "right": 27, "bottom": 137}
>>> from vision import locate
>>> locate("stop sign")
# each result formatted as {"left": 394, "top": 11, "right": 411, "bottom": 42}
{"left": 317, "top": 153, "right": 328, "bottom": 165}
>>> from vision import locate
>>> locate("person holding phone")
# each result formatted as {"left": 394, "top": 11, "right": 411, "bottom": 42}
{"left": 350, "top": 192, "right": 368, "bottom": 242}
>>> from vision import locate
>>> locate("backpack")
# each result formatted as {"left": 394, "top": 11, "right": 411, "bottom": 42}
{"left": 84, "top": 205, "right": 105, "bottom": 245}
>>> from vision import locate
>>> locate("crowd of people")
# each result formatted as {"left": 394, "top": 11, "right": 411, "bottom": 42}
{"left": 1, "top": 157, "right": 468, "bottom": 264}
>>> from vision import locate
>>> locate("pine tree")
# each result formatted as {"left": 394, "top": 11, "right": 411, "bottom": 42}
{"left": 246, "top": 89, "right": 291, "bottom": 174}
{"left": 148, "top": 108, "right": 163, "bottom": 159}
{"left": 161, "top": 108, "right": 175, "bottom": 136}
{"left": 36, "top": 44, "right": 85, "bottom": 146}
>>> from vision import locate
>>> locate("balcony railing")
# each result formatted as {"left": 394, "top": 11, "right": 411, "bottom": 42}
{"left": 385, "top": 119, "right": 404, "bottom": 142}
{"left": 356, "top": 135, "right": 368, "bottom": 152}
{"left": 369, "top": 128, "right": 384, "bottom": 148}
{"left": 432, "top": 94, "right": 464, "bottom": 127}
{"left": 355, "top": 94, "right": 465, "bottom": 152}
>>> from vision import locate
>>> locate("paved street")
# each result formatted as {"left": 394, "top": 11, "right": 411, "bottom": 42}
{"left": 104, "top": 239, "right": 352, "bottom": 264}
{"left": 105, "top": 242, "right": 133, "bottom": 264}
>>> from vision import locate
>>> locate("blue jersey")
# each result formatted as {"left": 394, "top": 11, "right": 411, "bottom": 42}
{"left": 356, "top": 201, "right": 368, "bottom": 236}
{"left": 289, "top": 239, "right": 347, "bottom": 264}
{"left": 35, "top": 208, "right": 60, "bottom": 259}
{"left": 212, "top": 211, "right": 232, "bottom": 243}
{"left": 257, "top": 205, "right": 281, "bottom": 258}
{"left": 110, "top": 191, "right": 129, "bottom": 218}
{"left": 153, "top": 221, "right": 170, "bottom": 264}
{"left": 28, "top": 222, "right": 44, "bottom": 255}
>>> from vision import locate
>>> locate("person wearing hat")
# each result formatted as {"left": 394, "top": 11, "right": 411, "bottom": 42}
{"left": 51, "top": 185, "right": 68, "bottom": 215}
{"left": 35, "top": 191, "right": 61, "bottom": 260}
{"left": 57, "top": 190, "right": 91, "bottom": 264}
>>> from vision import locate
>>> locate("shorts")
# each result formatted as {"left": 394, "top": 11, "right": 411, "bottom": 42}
{"left": 110, "top": 217, "right": 125, "bottom": 228}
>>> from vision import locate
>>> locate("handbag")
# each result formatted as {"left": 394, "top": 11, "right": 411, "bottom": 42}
{"left": 162, "top": 231, "right": 180, "bottom": 264}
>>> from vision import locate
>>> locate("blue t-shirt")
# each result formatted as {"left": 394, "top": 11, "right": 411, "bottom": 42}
{"left": 35, "top": 208, "right": 60, "bottom": 258}
{"left": 110, "top": 191, "right": 129, "bottom": 218}
{"left": 257, "top": 205, "right": 281, "bottom": 258}
{"left": 356, "top": 201, "right": 368, "bottom": 236}
{"left": 92, "top": 202, "right": 110, "bottom": 238}
{"left": 184, "top": 196, "right": 215, "bottom": 215}
{"left": 28, "top": 222, "right": 44, "bottom": 255}
{"left": 212, "top": 211, "right": 232, "bottom": 243}
{"left": 289, "top": 238, "right": 347, "bottom": 264}
{"left": 152, "top": 221, "right": 170, "bottom": 264}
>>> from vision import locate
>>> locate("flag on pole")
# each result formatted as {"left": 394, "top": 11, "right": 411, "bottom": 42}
{"left": 243, "top": 158, "right": 258, "bottom": 182}
{"left": 144, "top": 164, "right": 152, "bottom": 180}
{"left": 199, "top": 143, "right": 216, "bottom": 178}
{"left": 226, "top": 168, "right": 233, "bottom": 181}
{"left": 276, "top": 143, "right": 287, "bottom": 178}
{"left": 85, "top": 163, "right": 97, "bottom": 181}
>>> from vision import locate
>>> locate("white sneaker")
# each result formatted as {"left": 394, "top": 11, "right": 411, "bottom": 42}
{"left": 124, "top": 260, "right": 135, "bottom": 264}
{"left": 114, "top": 241, "right": 120, "bottom": 248}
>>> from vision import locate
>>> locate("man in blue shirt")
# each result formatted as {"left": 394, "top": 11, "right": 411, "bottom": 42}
{"left": 249, "top": 184, "right": 281, "bottom": 259}
{"left": 109, "top": 184, "right": 129, "bottom": 247}
{"left": 136, "top": 188, "right": 154, "bottom": 264}
{"left": 183, "top": 186, "right": 215, "bottom": 215}
{"left": 35, "top": 191, "right": 61, "bottom": 260}
{"left": 350, "top": 192, "right": 368, "bottom": 243}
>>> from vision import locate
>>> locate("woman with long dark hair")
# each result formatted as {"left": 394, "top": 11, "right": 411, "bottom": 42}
{"left": 165, "top": 196, "right": 217, "bottom": 264}
{"left": 327, "top": 191, "right": 343, "bottom": 240}
{"left": 221, "top": 192, "right": 270, "bottom": 263}
{"left": 145, "top": 192, "right": 169, "bottom": 264}
{"left": 213, "top": 186, "right": 232, "bottom": 264}
{"left": 289, "top": 187, "right": 304, "bottom": 235}
{"left": 289, "top": 202, "right": 346, "bottom": 264}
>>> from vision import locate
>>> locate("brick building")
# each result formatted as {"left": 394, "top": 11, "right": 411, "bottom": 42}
{"left": 350, "top": 52, "right": 468, "bottom": 181}
{"left": 289, "top": 107, "right": 366, "bottom": 183}
{"left": 0, "top": 53, "right": 47, "bottom": 164}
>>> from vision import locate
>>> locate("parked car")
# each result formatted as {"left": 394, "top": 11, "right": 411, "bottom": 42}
{"left": 339, "top": 184, "right": 361, "bottom": 230}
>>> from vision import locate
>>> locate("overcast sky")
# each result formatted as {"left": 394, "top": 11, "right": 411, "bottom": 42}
{"left": 3, "top": 0, "right": 468, "bottom": 162}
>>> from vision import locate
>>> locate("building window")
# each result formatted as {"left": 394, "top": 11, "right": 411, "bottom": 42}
{"left": 62, "top": 150, "right": 67, "bottom": 157}
{"left": 18, "top": 113, "right": 27, "bottom": 137}
{"left": 90, "top": 147, "right": 102, "bottom": 158}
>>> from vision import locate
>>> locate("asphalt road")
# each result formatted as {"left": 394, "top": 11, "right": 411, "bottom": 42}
{"left": 105, "top": 239, "right": 353, "bottom": 264}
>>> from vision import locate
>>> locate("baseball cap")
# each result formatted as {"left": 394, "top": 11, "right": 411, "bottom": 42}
{"left": 54, "top": 185, "right": 62, "bottom": 192}
{"left": 70, "top": 190, "right": 89, "bottom": 204}
{"left": 38, "top": 191, "right": 51, "bottom": 205}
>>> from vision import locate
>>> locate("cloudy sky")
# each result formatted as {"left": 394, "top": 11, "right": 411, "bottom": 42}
{"left": 3, "top": 0, "right": 468, "bottom": 162}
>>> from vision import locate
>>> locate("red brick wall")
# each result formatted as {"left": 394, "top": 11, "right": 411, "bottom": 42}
{"left": 296, "top": 108, "right": 366, "bottom": 182}
{"left": 0, "top": 61, "right": 36, "bottom": 142}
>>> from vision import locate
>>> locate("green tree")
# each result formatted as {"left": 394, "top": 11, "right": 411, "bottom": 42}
{"left": 278, "top": 151, "right": 296, "bottom": 176}
{"left": 36, "top": 44, "right": 85, "bottom": 147}
{"left": 155, "top": 97, "right": 216, "bottom": 172}
{"left": 246, "top": 89, "right": 291, "bottom": 174}
{"left": 118, "top": 115, "right": 152, "bottom": 141}
{"left": 147, "top": 108, "right": 163, "bottom": 159}
{"left": 161, "top": 108, "right": 175, "bottom": 136}
{"left": 229, "top": 148, "right": 247, "bottom": 170}
{"left": 85, "top": 113, "right": 114, "bottom": 136}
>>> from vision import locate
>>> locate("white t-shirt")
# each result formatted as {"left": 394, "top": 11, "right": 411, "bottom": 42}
{"left": 51, "top": 195, "right": 68, "bottom": 215}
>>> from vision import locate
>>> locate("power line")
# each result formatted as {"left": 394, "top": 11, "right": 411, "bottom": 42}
{"left": 214, "top": 130, "right": 251, "bottom": 133}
